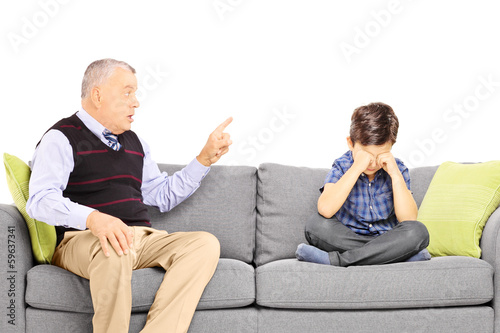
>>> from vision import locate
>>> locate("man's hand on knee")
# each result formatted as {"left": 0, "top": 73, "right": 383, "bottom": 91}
{"left": 86, "top": 211, "right": 134, "bottom": 257}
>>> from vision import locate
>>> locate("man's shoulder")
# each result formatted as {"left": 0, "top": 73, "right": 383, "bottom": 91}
{"left": 36, "top": 113, "right": 80, "bottom": 148}
{"left": 50, "top": 113, "right": 81, "bottom": 129}
{"left": 46, "top": 113, "right": 92, "bottom": 143}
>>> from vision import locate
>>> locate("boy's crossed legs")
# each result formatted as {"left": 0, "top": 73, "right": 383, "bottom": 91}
{"left": 296, "top": 213, "right": 430, "bottom": 266}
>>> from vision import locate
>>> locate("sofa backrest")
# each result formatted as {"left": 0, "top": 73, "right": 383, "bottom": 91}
{"left": 409, "top": 165, "right": 439, "bottom": 208}
{"left": 254, "top": 163, "right": 439, "bottom": 266}
{"left": 147, "top": 164, "right": 257, "bottom": 264}
{"left": 255, "top": 163, "right": 327, "bottom": 266}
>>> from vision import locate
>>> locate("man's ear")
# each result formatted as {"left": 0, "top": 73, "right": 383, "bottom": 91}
{"left": 90, "top": 87, "right": 102, "bottom": 108}
{"left": 346, "top": 136, "right": 355, "bottom": 151}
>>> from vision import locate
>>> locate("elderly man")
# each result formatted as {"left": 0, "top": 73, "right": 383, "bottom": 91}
{"left": 26, "top": 58, "right": 232, "bottom": 333}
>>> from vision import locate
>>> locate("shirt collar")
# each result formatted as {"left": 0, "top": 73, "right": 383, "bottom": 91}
{"left": 76, "top": 107, "right": 109, "bottom": 143}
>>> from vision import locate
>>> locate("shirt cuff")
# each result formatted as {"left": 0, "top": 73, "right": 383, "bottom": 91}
{"left": 67, "top": 204, "right": 96, "bottom": 230}
{"left": 184, "top": 158, "right": 211, "bottom": 184}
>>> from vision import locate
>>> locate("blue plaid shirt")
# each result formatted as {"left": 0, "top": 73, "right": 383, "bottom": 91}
{"left": 322, "top": 151, "right": 411, "bottom": 236}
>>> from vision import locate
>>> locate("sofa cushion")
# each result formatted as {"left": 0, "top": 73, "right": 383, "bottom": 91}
{"left": 256, "top": 257, "right": 493, "bottom": 309}
{"left": 148, "top": 164, "right": 257, "bottom": 263}
{"left": 26, "top": 258, "right": 255, "bottom": 313}
{"left": 3, "top": 153, "right": 57, "bottom": 264}
{"left": 255, "top": 163, "right": 327, "bottom": 266}
{"left": 257, "top": 307, "right": 494, "bottom": 333}
{"left": 27, "top": 307, "right": 259, "bottom": 333}
{"left": 418, "top": 161, "right": 500, "bottom": 258}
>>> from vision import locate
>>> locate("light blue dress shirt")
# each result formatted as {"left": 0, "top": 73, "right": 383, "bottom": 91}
{"left": 26, "top": 108, "right": 210, "bottom": 230}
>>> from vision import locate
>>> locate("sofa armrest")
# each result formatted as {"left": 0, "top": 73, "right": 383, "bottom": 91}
{"left": 0, "top": 203, "right": 34, "bottom": 333}
{"left": 480, "top": 207, "right": 500, "bottom": 333}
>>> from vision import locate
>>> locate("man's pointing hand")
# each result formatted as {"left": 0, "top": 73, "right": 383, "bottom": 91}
{"left": 197, "top": 117, "right": 233, "bottom": 167}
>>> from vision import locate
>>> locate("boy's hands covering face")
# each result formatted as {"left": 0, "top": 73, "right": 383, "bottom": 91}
{"left": 348, "top": 139, "right": 396, "bottom": 179}
{"left": 352, "top": 149, "right": 376, "bottom": 174}
{"left": 376, "top": 152, "right": 399, "bottom": 177}
{"left": 352, "top": 149, "right": 399, "bottom": 179}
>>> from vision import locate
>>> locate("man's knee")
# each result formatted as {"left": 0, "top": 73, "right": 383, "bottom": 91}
{"left": 193, "top": 231, "right": 220, "bottom": 261}
{"left": 90, "top": 244, "right": 135, "bottom": 272}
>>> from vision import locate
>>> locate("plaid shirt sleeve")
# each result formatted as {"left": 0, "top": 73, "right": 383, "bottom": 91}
{"left": 324, "top": 163, "right": 344, "bottom": 184}
{"left": 320, "top": 154, "right": 350, "bottom": 193}
{"left": 396, "top": 158, "right": 411, "bottom": 191}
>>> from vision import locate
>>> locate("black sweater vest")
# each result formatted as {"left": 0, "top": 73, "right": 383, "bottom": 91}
{"left": 46, "top": 114, "right": 151, "bottom": 244}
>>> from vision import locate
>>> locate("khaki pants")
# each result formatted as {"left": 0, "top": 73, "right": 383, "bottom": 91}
{"left": 52, "top": 227, "right": 220, "bottom": 333}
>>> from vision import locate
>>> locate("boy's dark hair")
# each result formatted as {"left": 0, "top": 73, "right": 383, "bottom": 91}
{"left": 349, "top": 102, "right": 399, "bottom": 146}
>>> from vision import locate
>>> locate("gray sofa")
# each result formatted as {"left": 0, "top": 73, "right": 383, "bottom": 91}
{"left": 0, "top": 162, "right": 498, "bottom": 332}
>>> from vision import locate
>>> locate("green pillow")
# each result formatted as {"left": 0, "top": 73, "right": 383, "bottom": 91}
{"left": 418, "top": 161, "right": 500, "bottom": 258}
{"left": 3, "top": 153, "right": 56, "bottom": 264}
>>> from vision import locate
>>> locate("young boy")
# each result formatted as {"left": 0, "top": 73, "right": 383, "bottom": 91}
{"left": 296, "top": 102, "right": 430, "bottom": 266}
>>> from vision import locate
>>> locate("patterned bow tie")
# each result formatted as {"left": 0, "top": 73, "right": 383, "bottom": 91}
{"left": 103, "top": 129, "right": 122, "bottom": 151}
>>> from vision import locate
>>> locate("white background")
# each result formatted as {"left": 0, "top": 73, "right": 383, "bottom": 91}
{"left": 1, "top": 0, "right": 499, "bottom": 204}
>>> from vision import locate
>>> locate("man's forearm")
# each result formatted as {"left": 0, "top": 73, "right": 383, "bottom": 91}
{"left": 27, "top": 186, "right": 94, "bottom": 231}
{"left": 27, "top": 190, "right": 93, "bottom": 230}
{"left": 141, "top": 157, "right": 210, "bottom": 212}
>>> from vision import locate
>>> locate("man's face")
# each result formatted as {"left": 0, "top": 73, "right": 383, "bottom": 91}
{"left": 97, "top": 67, "right": 139, "bottom": 134}
{"left": 347, "top": 138, "right": 393, "bottom": 178}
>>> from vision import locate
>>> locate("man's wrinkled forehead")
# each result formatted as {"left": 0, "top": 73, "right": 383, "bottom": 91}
{"left": 106, "top": 68, "right": 137, "bottom": 88}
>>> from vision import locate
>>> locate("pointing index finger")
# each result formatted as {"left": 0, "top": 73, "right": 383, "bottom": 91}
{"left": 214, "top": 117, "right": 233, "bottom": 134}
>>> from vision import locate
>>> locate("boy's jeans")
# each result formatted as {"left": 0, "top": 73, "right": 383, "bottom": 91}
{"left": 305, "top": 214, "right": 430, "bottom": 266}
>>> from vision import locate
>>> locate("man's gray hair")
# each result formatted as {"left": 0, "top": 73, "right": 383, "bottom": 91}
{"left": 81, "top": 58, "right": 136, "bottom": 99}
